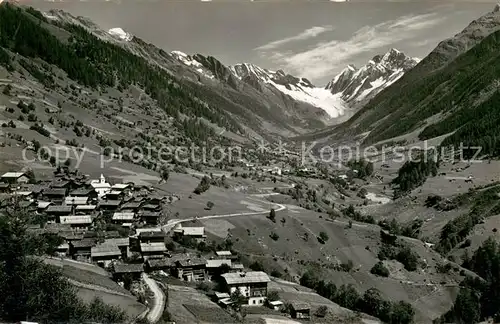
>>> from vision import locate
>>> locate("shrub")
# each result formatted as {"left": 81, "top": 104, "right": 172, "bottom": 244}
{"left": 267, "top": 290, "right": 280, "bottom": 302}
{"left": 370, "top": 262, "right": 390, "bottom": 277}
{"left": 27, "top": 113, "right": 37, "bottom": 122}
{"left": 29, "top": 123, "right": 50, "bottom": 137}
{"left": 2, "top": 84, "right": 12, "bottom": 95}
{"left": 249, "top": 261, "right": 265, "bottom": 271}
{"left": 268, "top": 208, "right": 276, "bottom": 222}
{"left": 270, "top": 269, "right": 283, "bottom": 278}
{"left": 270, "top": 232, "right": 279, "bottom": 241}
{"left": 318, "top": 231, "right": 329, "bottom": 243}
{"left": 315, "top": 305, "right": 328, "bottom": 318}
{"left": 196, "top": 281, "right": 212, "bottom": 292}
{"left": 396, "top": 246, "right": 419, "bottom": 271}
{"left": 194, "top": 176, "right": 210, "bottom": 194}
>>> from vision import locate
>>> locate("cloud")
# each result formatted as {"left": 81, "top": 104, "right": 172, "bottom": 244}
{"left": 255, "top": 25, "right": 334, "bottom": 51}
{"left": 256, "top": 12, "right": 445, "bottom": 82}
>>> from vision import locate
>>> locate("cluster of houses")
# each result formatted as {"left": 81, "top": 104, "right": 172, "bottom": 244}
{"left": 0, "top": 171, "right": 171, "bottom": 228}
{"left": 1, "top": 171, "right": 313, "bottom": 315}
{"left": 0, "top": 171, "right": 178, "bottom": 263}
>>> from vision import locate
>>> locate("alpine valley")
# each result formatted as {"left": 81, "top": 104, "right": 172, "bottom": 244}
{"left": 3, "top": 2, "right": 500, "bottom": 324}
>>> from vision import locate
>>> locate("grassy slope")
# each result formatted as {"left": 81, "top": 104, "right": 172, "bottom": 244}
{"left": 299, "top": 21, "right": 500, "bottom": 153}
{"left": 200, "top": 207, "right": 465, "bottom": 323}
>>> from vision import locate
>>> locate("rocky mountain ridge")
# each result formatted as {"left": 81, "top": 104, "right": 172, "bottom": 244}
{"left": 325, "top": 48, "right": 419, "bottom": 105}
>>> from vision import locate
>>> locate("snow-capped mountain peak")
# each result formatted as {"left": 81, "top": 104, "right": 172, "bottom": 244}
{"left": 170, "top": 51, "right": 345, "bottom": 118}
{"left": 229, "top": 63, "right": 345, "bottom": 118}
{"left": 325, "top": 48, "right": 419, "bottom": 104}
{"left": 171, "top": 51, "right": 203, "bottom": 68}
{"left": 230, "top": 63, "right": 275, "bottom": 81}
{"left": 108, "top": 27, "right": 133, "bottom": 42}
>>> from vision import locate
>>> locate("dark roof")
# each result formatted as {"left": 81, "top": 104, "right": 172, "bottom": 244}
{"left": 59, "top": 232, "right": 84, "bottom": 240}
{"left": 122, "top": 201, "right": 142, "bottom": 209}
{"left": 142, "top": 204, "right": 161, "bottom": 209}
{"left": 105, "top": 231, "right": 120, "bottom": 238}
{"left": 138, "top": 231, "right": 165, "bottom": 239}
{"left": 70, "top": 188, "right": 96, "bottom": 196}
{"left": 27, "top": 184, "right": 49, "bottom": 194}
{"left": 46, "top": 205, "right": 72, "bottom": 213}
{"left": 113, "top": 263, "right": 144, "bottom": 273}
{"left": 176, "top": 257, "right": 206, "bottom": 267}
{"left": 290, "top": 302, "right": 310, "bottom": 311}
{"left": 146, "top": 258, "right": 172, "bottom": 268}
{"left": 83, "top": 231, "right": 98, "bottom": 238}
{"left": 44, "top": 223, "right": 72, "bottom": 232}
{"left": 43, "top": 188, "right": 67, "bottom": 196}
{"left": 98, "top": 200, "right": 122, "bottom": 207}
{"left": 71, "top": 238, "right": 97, "bottom": 248}
{"left": 19, "top": 201, "right": 35, "bottom": 208}
{"left": 51, "top": 181, "right": 71, "bottom": 188}
{"left": 139, "top": 211, "right": 161, "bottom": 218}
{"left": 222, "top": 271, "right": 271, "bottom": 285}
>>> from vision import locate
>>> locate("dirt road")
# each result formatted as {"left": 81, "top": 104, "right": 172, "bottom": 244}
{"left": 161, "top": 196, "right": 286, "bottom": 233}
{"left": 142, "top": 273, "right": 165, "bottom": 323}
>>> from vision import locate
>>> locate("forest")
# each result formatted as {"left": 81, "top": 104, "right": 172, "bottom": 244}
{"left": 0, "top": 4, "right": 241, "bottom": 142}
{"left": 436, "top": 237, "right": 500, "bottom": 323}
{"left": 391, "top": 156, "right": 438, "bottom": 198}
{"left": 335, "top": 23, "right": 500, "bottom": 158}
{"left": 437, "top": 186, "right": 500, "bottom": 254}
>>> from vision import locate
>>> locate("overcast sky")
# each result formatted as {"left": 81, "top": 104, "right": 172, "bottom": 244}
{"left": 26, "top": 0, "right": 497, "bottom": 85}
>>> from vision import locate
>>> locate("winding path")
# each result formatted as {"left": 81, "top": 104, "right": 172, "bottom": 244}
{"left": 142, "top": 273, "right": 166, "bottom": 323}
{"left": 161, "top": 193, "right": 287, "bottom": 233}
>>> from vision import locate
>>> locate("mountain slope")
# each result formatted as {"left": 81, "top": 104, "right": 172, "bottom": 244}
{"left": 302, "top": 5, "right": 500, "bottom": 154}
{"left": 325, "top": 48, "right": 419, "bottom": 105}
{"left": 2, "top": 5, "right": 331, "bottom": 142}
{"left": 170, "top": 51, "right": 346, "bottom": 120}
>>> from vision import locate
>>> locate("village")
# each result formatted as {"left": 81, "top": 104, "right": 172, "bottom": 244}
{"left": 0, "top": 168, "right": 316, "bottom": 323}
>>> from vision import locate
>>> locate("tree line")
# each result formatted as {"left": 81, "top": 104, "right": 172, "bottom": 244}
{"left": 0, "top": 4, "right": 241, "bottom": 142}
{"left": 300, "top": 270, "right": 415, "bottom": 324}
{"left": 436, "top": 237, "right": 500, "bottom": 323}
{"left": 392, "top": 156, "right": 438, "bottom": 198}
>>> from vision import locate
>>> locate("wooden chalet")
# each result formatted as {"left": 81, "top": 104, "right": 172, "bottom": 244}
{"left": 105, "top": 190, "right": 125, "bottom": 201}
{"left": 98, "top": 200, "right": 122, "bottom": 211}
{"left": 121, "top": 201, "right": 142, "bottom": 212}
{"left": 138, "top": 211, "right": 162, "bottom": 225}
{"left": 145, "top": 258, "right": 172, "bottom": 272}
{"left": 221, "top": 271, "right": 270, "bottom": 306}
{"left": 65, "top": 196, "right": 90, "bottom": 206}
{"left": 75, "top": 204, "right": 97, "bottom": 213}
{"left": 46, "top": 205, "right": 73, "bottom": 217}
{"left": 175, "top": 257, "right": 207, "bottom": 282}
{"left": 206, "top": 259, "right": 232, "bottom": 279}
{"left": 112, "top": 263, "right": 144, "bottom": 281}
{"left": 290, "top": 302, "right": 311, "bottom": 319}
{"left": 140, "top": 242, "right": 167, "bottom": 260}
{"left": 59, "top": 215, "right": 93, "bottom": 229}
{"left": 42, "top": 188, "right": 67, "bottom": 203}
{"left": 174, "top": 226, "right": 206, "bottom": 243}
{"left": 105, "top": 238, "right": 130, "bottom": 259}
{"left": 138, "top": 231, "right": 165, "bottom": 243}
{"left": 70, "top": 238, "right": 97, "bottom": 261}
{"left": 91, "top": 242, "right": 122, "bottom": 266}
{"left": 112, "top": 212, "right": 135, "bottom": 225}
{"left": 1, "top": 172, "right": 29, "bottom": 184}
{"left": 70, "top": 187, "right": 98, "bottom": 200}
